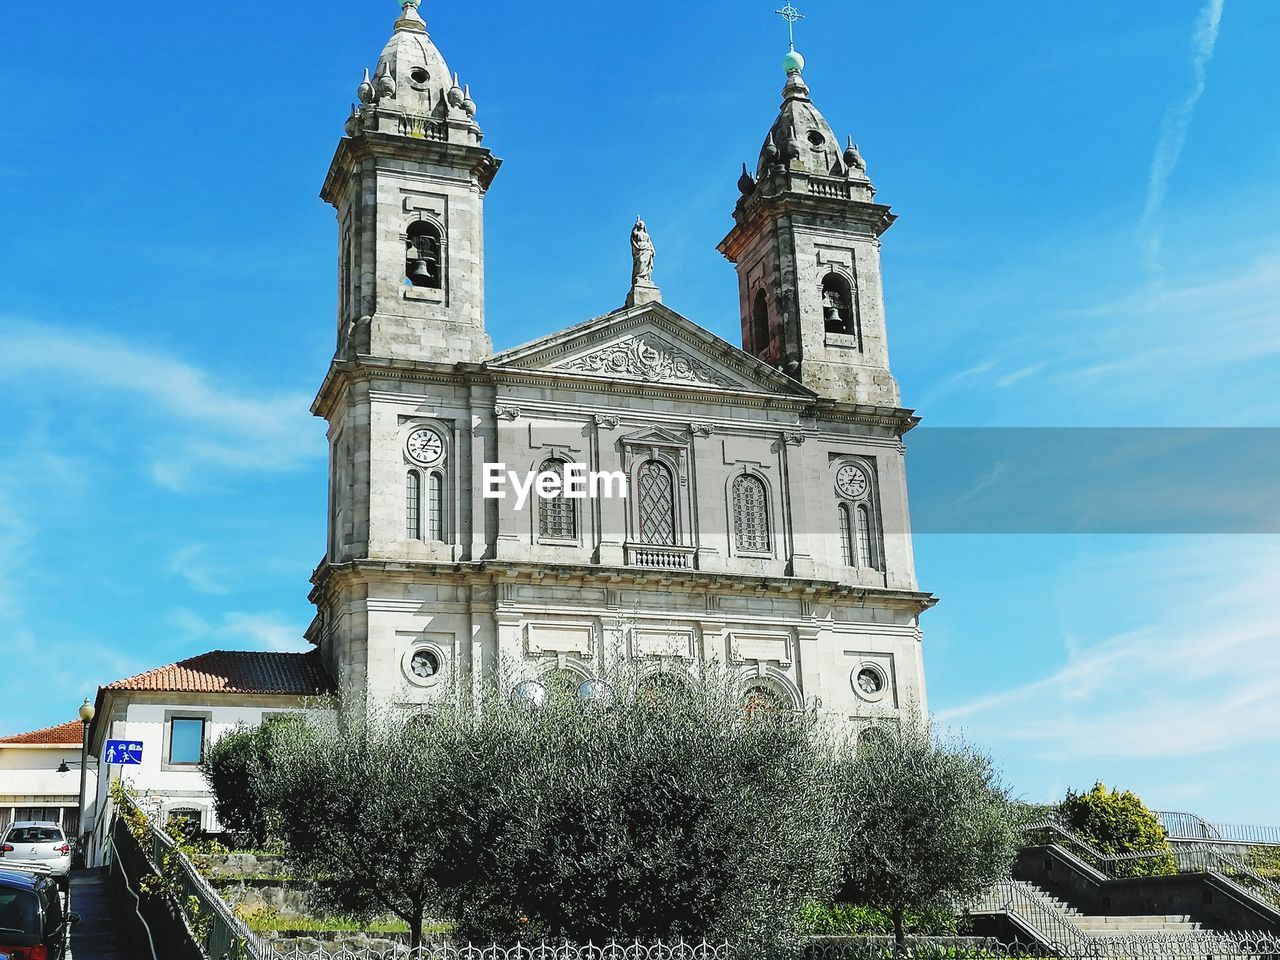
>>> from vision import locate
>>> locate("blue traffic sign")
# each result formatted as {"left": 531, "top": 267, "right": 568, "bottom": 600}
{"left": 103, "top": 739, "right": 144, "bottom": 765}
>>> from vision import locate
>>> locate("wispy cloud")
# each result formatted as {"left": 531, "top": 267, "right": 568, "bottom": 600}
{"left": 937, "top": 537, "right": 1280, "bottom": 761}
{"left": 0, "top": 320, "right": 322, "bottom": 490}
{"left": 166, "top": 544, "right": 230, "bottom": 595}
{"left": 1137, "top": 0, "right": 1226, "bottom": 276}
{"left": 167, "top": 608, "right": 311, "bottom": 653}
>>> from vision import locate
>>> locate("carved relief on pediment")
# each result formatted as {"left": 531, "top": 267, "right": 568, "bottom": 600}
{"left": 554, "top": 334, "right": 737, "bottom": 388}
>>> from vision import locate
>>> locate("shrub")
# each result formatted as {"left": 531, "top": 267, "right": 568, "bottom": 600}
{"left": 1058, "top": 782, "right": 1176, "bottom": 877}
{"left": 799, "top": 902, "right": 959, "bottom": 937}
{"left": 830, "top": 722, "right": 1019, "bottom": 948}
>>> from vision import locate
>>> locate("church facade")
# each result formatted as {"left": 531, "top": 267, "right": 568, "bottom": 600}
{"left": 307, "top": 1, "right": 935, "bottom": 729}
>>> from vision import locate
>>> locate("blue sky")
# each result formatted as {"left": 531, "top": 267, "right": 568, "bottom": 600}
{"left": 2, "top": 1, "right": 1278, "bottom": 821}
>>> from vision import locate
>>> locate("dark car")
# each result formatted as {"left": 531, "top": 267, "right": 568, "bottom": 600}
{"left": 0, "top": 868, "right": 77, "bottom": 960}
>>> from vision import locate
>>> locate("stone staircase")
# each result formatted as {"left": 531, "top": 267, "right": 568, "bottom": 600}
{"left": 1001, "top": 880, "right": 1207, "bottom": 939}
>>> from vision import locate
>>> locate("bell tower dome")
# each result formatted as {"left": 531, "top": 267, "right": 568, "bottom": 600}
{"left": 718, "top": 49, "right": 900, "bottom": 406}
{"left": 322, "top": 0, "right": 500, "bottom": 364}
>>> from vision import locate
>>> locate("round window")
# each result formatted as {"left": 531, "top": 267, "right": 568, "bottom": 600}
{"left": 409, "top": 67, "right": 430, "bottom": 88}
{"left": 410, "top": 649, "right": 439, "bottom": 678}
{"left": 852, "top": 663, "right": 889, "bottom": 702}
{"left": 402, "top": 645, "right": 445, "bottom": 687}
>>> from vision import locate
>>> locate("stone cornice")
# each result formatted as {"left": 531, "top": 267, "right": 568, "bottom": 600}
{"left": 309, "top": 558, "right": 938, "bottom": 616}
{"left": 311, "top": 355, "right": 918, "bottom": 434}
{"left": 321, "top": 131, "right": 502, "bottom": 207}
{"left": 718, "top": 190, "right": 896, "bottom": 263}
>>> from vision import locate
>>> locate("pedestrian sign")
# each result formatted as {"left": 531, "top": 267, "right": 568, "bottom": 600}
{"left": 104, "top": 740, "right": 144, "bottom": 765}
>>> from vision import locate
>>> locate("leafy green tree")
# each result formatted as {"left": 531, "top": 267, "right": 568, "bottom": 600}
{"left": 452, "top": 669, "right": 839, "bottom": 949}
{"left": 202, "top": 712, "right": 312, "bottom": 849}
{"left": 1059, "top": 782, "right": 1176, "bottom": 877}
{"left": 831, "top": 722, "right": 1019, "bottom": 949}
{"left": 251, "top": 668, "right": 840, "bottom": 951}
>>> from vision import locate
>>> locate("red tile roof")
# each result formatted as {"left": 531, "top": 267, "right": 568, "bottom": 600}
{"left": 103, "top": 650, "right": 335, "bottom": 696}
{"left": 0, "top": 720, "right": 84, "bottom": 746}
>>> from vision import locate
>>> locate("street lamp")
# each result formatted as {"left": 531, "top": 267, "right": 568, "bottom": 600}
{"left": 77, "top": 698, "right": 94, "bottom": 853}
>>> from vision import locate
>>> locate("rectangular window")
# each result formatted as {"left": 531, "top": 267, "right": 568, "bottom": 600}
{"left": 168, "top": 717, "right": 206, "bottom": 765}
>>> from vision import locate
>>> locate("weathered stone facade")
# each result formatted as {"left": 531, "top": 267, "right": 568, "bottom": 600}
{"left": 308, "top": 3, "right": 934, "bottom": 732}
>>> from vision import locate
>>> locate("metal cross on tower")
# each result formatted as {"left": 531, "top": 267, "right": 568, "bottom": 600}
{"left": 775, "top": 2, "right": 804, "bottom": 51}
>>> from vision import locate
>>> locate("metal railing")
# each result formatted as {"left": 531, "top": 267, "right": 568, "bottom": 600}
{"left": 973, "top": 879, "right": 1085, "bottom": 953}
{"left": 120, "top": 792, "right": 272, "bottom": 960}
{"left": 1021, "top": 818, "right": 1280, "bottom": 908}
{"left": 1158, "top": 811, "right": 1280, "bottom": 846}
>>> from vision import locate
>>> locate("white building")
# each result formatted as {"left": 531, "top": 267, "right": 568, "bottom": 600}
{"left": 0, "top": 720, "right": 96, "bottom": 835}
{"left": 84, "top": 650, "right": 334, "bottom": 864}
{"left": 309, "top": 1, "right": 935, "bottom": 725}
{"left": 77, "top": 0, "right": 938, "bottom": 858}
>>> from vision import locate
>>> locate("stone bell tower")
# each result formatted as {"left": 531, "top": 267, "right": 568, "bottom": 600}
{"left": 719, "top": 48, "right": 900, "bottom": 406}
{"left": 321, "top": 0, "right": 500, "bottom": 364}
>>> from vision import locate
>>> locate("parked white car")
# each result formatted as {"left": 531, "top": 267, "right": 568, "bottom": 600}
{"left": 0, "top": 822, "right": 71, "bottom": 890}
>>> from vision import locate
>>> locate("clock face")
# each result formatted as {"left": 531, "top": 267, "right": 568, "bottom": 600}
{"left": 406, "top": 427, "right": 444, "bottom": 465}
{"left": 836, "top": 464, "right": 869, "bottom": 499}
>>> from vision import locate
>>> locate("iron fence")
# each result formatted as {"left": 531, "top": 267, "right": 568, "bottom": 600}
{"left": 255, "top": 935, "right": 1280, "bottom": 960}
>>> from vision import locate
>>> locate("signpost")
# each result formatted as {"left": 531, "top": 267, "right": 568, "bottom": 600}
{"left": 103, "top": 739, "right": 143, "bottom": 766}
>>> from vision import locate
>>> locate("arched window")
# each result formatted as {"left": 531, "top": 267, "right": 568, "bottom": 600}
{"left": 339, "top": 225, "right": 353, "bottom": 320}
{"left": 405, "top": 470, "right": 422, "bottom": 540}
{"left": 821, "top": 273, "right": 856, "bottom": 338}
{"left": 405, "top": 220, "right": 443, "bottom": 289}
{"left": 742, "top": 683, "right": 788, "bottom": 719}
{"left": 856, "top": 504, "right": 874, "bottom": 568}
{"left": 538, "top": 459, "right": 577, "bottom": 540}
{"left": 839, "top": 503, "right": 853, "bottom": 566}
{"left": 839, "top": 502, "right": 880, "bottom": 570}
{"left": 637, "top": 460, "right": 676, "bottom": 545}
{"left": 426, "top": 471, "right": 443, "bottom": 542}
{"left": 751, "top": 289, "right": 770, "bottom": 357}
{"left": 732, "top": 474, "right": 770, "bottom": 553}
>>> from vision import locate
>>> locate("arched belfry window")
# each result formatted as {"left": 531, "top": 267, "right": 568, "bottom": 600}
{"left": 732, "top": 474, "right": 770, "bottom": 553}
{"left": 751, "top": 289, "right": 770, "bottom": 358}
{"left": 538, "top": 459, "right": 577, "bottom": 541}
{"left": 405, "top": 220, "right": 443, "bottom": 289}
{"left": 637, "top": 460, "right": 676, "bottom": 546}
{"left": 822, "top": 272, "right": 856, "bottom": 339}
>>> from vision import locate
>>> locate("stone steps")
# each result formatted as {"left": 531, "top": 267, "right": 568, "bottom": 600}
{"left": 1012, "top": 880, "right": 1207, "bottom": 936}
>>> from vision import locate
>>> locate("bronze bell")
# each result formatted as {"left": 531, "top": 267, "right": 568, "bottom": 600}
{"left": 408, "top": 258, "right": 435, "bottom": 286}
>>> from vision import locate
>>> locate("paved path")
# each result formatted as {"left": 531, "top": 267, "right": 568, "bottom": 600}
{"left": 67, "top": 869, "right": 123, "bottom": 960}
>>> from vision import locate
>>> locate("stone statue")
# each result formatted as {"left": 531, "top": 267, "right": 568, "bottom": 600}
{"left": 631, "top": 217, "right": 655, "bottom": 286}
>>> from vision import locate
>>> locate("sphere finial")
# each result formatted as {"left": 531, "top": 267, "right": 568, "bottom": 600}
{"left": 782, "top": 48, "right": 805, "bottom": 75}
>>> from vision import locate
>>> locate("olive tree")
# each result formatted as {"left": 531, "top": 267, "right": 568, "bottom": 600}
{"left": 448, "top": 669, "right": 840, "bottom": 949}
{"left": 261, "top": 696, "right": 543, "bottom": 949}
{"left": 202, "top": 712, "right": 313, "bottom": 849}
{"left": 831, "top": 722, "right": 1019, "bottom": 948}
{"left": 251, "top": 667, "right": 840, "bottom": 951}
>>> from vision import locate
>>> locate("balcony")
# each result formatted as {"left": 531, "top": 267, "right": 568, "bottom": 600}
{"left": 626, "top": 544, "right": 696, "bottom": 570}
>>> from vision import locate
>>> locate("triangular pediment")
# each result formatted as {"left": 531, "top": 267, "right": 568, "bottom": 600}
{"left": 487, "top": 302, "right": 813, "bottom": 398}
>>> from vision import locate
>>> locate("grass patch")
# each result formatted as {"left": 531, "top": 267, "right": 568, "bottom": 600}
{"left": 235, "top": 904, "right": 452, "bottom": 936}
